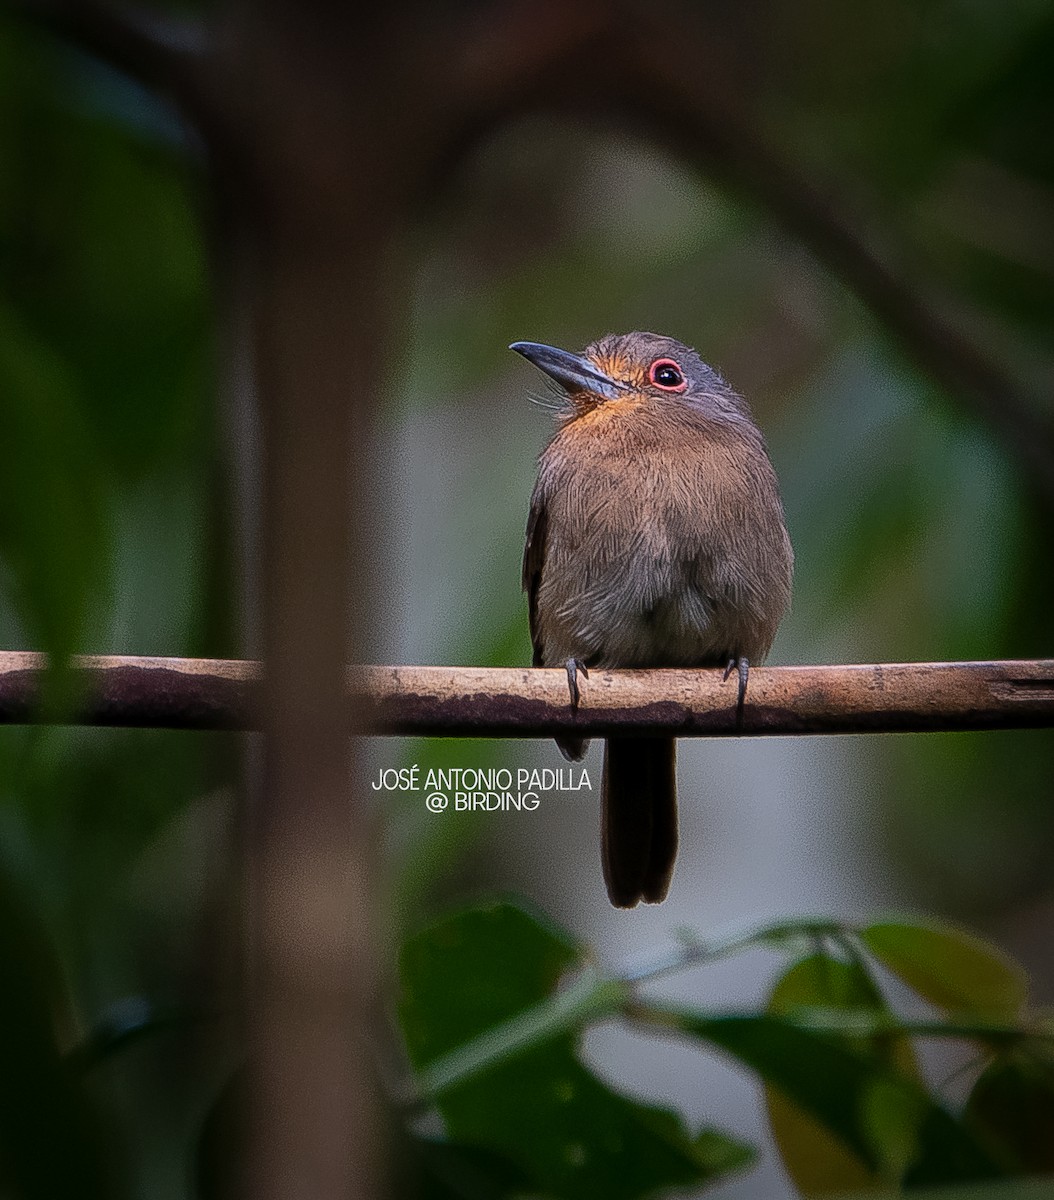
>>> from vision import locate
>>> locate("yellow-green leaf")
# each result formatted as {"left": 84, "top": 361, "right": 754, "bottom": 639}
{"left": 859, "top": 920, "right": 1028, "bottom": 1019}
{"left": 765, "top": 953, "right": 919, "bottom": 1196}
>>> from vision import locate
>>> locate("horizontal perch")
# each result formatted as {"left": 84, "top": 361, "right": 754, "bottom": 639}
{"left": 0, "top": 651, "right": 1052, "bottom": 737}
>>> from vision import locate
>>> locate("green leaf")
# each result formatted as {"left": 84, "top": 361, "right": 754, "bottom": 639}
{"left": 765, "top": 951, "right": 919, "bottom": 1195}
{"left": 387, "top": 1094, "right": 535, "bottom": 1200}
{"left": 859, "top": 1077, "right": 930, "bottom": 1187}
{"left": 664, "top": 1009, "right": 1003, "bottom": 1187}
{"left": 398, "top": 901, "right": 753, "bottom": 1199}
{"left": 0, "top": 298, "right": 110, "bottom": 701}
{"left": 408, "top": 1138, "right": 533, "bottom": 1200}
{"left": 769, "top": 949, "right": 884, "bottom": 1015}
{"left": 0, "top": 872, "right": 115, "bottom": 1199}
{"left": 399, "top": 899, "right": 580, "bottom": 1064}
{"left": 965, "top": 1049, "right": 1054, "bottom": 1173}
{"left": 858, "top": 919, "right": 1028, "bottom": 1019}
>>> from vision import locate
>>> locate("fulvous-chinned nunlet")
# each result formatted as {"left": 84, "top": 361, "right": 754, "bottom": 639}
{"left": 512, "top": 333, "right": 793, "bottom": 907}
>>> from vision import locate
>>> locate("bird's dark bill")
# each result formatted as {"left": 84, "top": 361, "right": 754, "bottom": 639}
{"left": 510, "top": 341, "right": 624, "bottom": 402}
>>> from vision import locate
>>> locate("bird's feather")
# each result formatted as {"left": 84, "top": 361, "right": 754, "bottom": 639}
{"left": 522, "top": 490, "right": 548, "bottom": 668}
{"left": 602, "top": 736, "right": 677, "bottom": 906}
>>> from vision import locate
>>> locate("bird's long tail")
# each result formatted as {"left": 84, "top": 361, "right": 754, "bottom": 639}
{"left": 601, "top": 737, "right": 678, "bottom": 907}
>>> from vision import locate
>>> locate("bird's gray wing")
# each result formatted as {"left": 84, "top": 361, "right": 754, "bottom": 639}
{"left": 522, "top": 490, "right": 548, "bottom": 668}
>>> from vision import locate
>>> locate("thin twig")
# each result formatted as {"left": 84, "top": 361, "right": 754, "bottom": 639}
{"left": 416, "top": 967, "right": 628, "bottom": 1101}
{"left": 617, "top": 918, "right": 846, "bottom": 984}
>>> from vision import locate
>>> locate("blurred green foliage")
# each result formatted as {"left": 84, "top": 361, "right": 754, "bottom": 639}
{"left": 399, "top": 903, "right": 754, "bottom": 1199}
{"left": 0, "top": 10, "right": 231, "bottom": 1199}
{"left": 396, "top": 900, "right": 1053, "bottom": 1198}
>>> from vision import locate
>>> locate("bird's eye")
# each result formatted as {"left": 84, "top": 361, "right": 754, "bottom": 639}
{"left": 648, "top": 359, "right": 687, "bottom": 391}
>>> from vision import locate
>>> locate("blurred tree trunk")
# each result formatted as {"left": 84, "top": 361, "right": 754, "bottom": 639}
{"left": 218, "top": 12, "right": 401, "bottom": 1198}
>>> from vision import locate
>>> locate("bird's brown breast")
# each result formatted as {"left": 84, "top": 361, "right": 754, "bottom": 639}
{"left": 530, "top": 399, "right": 792, "bottom": 669}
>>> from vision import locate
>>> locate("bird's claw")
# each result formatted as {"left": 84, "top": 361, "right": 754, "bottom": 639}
{"left": 723, "top": 656, "right": 750, "bottom": 731}
{"left": 566, "top": 658, "right": 589, "bottom": 710}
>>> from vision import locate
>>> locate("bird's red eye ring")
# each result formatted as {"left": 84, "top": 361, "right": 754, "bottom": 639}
{"left": 649, "top": 359, "right": 687, "bottom": 391}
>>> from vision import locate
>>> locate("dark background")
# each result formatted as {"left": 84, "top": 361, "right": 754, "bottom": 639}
{"left": 1, "top": 1, "right": 1052, "bottom": 1196}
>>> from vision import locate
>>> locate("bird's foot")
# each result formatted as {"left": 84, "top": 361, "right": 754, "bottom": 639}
{"left": 565, "top": 658, "right": 589, "bottom": 710}
{"left": 723, "top": 656, "right": 750, "bottom": 731}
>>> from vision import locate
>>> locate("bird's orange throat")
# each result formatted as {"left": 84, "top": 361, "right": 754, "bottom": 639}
{"left": 561, "top": 392, "right": 648, "bottom": 426}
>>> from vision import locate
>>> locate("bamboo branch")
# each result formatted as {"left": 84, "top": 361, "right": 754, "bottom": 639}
{"left": 0, "top": 652, "right": 1051, "bottom": 736}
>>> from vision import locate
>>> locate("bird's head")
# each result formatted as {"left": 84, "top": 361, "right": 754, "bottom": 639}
{"left": 510, "top": 331, "right": 748, "bottom": 423}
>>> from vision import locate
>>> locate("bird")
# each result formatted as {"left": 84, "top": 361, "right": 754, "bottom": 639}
{"left": 511, "top": 332, "right": 793, "bottom": 907}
